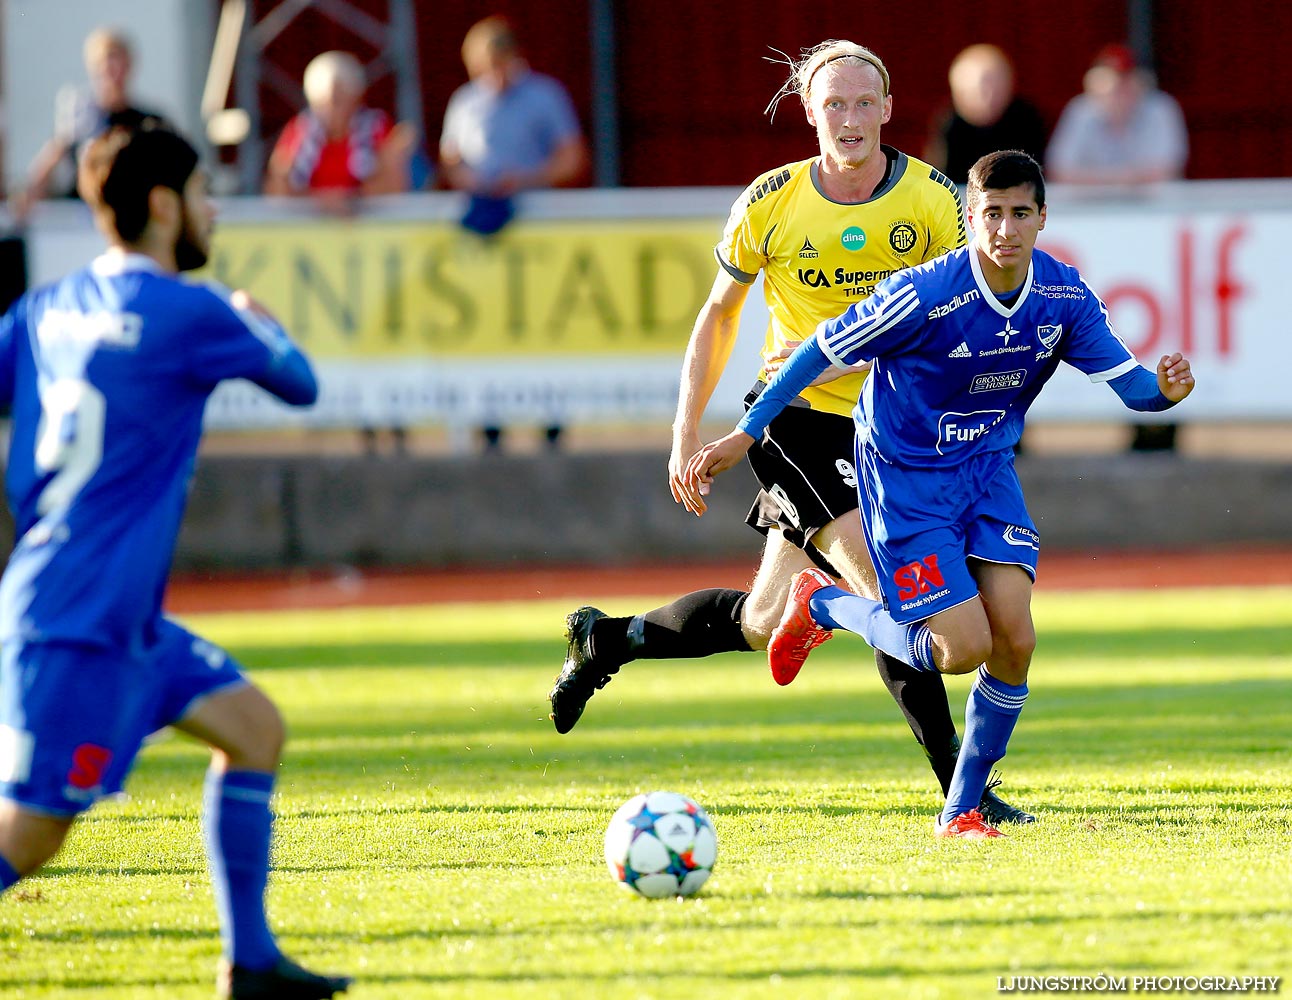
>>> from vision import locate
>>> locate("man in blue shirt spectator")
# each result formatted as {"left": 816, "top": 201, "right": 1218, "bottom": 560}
{"left": 439, "top": 15, "right": 589, "bottom": 451}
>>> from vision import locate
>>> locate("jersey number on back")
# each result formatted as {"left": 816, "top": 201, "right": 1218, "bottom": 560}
{"left": 34, "top": 378, "right": 106, "bottom": 515}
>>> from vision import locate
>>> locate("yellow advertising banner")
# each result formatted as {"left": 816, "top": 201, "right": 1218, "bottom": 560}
{"left": 205, "top": 218, "right": 720, "bottom": 358}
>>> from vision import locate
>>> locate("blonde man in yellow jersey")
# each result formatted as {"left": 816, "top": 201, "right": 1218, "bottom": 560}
{"left": 550, "top": 41, "right": 1032, "bottom": 825}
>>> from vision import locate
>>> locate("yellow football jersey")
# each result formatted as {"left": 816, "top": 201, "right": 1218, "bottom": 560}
{"left": 716, "top": 149, "right": 966, "bottom": 415}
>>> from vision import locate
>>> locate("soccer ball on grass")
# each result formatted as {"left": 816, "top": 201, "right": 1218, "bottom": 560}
{"left": 603, "top": 791, "right": 716, "bottom": 898}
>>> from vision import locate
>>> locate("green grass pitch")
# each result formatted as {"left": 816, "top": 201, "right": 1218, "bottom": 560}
{"left": 2, "top": 586, "right": 1290, "bottom": 998}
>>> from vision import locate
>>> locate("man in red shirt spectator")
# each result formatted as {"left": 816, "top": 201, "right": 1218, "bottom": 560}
{"left": 265, "top": 51, "right": 414, "bottom": 205}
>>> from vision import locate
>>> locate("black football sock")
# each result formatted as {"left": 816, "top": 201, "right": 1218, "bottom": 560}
{"left": 873, "top": 649, "right": 960, "bottom": 795}
{"left": 589, "top": 589, "right": 751, "bottom": 673}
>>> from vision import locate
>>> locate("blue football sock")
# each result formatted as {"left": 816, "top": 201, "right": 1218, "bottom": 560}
{"left": 203, "top": 769, "right": 280, "bottom": 971}
{"left": 0, "top": 854, "right": 19, "bottom": 893}
{"left": 941, "top": 666, "right": 1028, "bottom": 824}
{"left": 809, "top": 587, "right": 938, "bottom": 672}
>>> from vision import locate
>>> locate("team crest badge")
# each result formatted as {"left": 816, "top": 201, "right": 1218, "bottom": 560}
{"left": 1037, "top": 324, "right": 1063, "bottom": 350}
{"left": 888, "top": 221, "right": 918, "bottom": 255}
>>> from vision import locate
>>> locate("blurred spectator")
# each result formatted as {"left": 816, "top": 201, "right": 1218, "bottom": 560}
{"left": 1049, "top": 44, "right": 1189, "bottom": 452}
{"left": 1046, "top": 43, "right": 1188, "bottom": 185}
{"left": 924, "top": 44, "right": 1048, "bottom": 185}
{"left": 440, "top": 16, "right": 589, "bottom": 451}
{"left": 12, "top": 27, "right": 167, "bottom": 223}
{"left": 440, "top": 16, "right": 588, "bottom": 237}
{"left": 264, "top": 51, "right": 416, "bottom": 208}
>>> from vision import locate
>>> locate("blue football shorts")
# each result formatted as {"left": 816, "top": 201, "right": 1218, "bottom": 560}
{"left": 856, "top": 444, "right": 1040, "bottom": 625}
{"left": 0, "top": 618, "right": 247, "bottom": 816}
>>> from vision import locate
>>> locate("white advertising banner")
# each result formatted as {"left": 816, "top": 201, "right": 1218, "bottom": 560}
{"left": 20, "top": 187, "right": 1292, "bottom": 429}
{"left": 1029, "top": 208, "right": 1285, "bottom": 421}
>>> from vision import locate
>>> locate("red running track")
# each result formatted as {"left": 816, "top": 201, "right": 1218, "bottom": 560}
{"left": 163, "top": 546, "right": 1292, "bottom": 614}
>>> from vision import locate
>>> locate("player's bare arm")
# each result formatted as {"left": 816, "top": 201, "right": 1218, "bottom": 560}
{"left": 667, "top": 271, "right": 752, "bottom": 505}
{"left": 1157, "top": 352, "right": 1195, "bottom": 402}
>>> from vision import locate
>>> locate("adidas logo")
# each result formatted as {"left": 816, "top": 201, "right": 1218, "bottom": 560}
{"left": 798, "top": 236, "right": 819, "bottom": 259}
{"left": 948, "top": 342, "right": 972, "bottom": 358}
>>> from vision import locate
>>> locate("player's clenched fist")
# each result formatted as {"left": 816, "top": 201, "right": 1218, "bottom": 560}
{"left": 1156, "top": 352, "right": 1195, "bottom": 402}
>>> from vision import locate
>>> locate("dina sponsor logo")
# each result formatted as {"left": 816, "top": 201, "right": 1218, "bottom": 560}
{"left": 840, "top": 226, "right": 867, "bottom": 251}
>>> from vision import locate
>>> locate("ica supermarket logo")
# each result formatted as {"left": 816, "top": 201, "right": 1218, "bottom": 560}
{"left": 840, "top": 226, "right": 867, "bottom": 252}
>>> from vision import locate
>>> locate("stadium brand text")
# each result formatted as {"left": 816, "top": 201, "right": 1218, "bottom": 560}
{"left": 928, "top": 289, "right": 981, "bottom": 318}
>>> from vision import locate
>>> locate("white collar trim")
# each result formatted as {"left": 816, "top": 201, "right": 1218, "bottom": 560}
{"left": 91, "top": 250, "right": 166, "bottom": 277}
{"left": 969, "top": 246, "right": 1033, "bottom": 318}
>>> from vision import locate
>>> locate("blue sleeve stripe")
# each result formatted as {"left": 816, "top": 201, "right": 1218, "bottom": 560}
{"left": 824, "top": 282, "right": 920, "bottom": 362}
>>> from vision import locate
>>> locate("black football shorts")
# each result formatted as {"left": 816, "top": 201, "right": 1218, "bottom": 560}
{"left": 742, "top": 383, "right": 860, "bottom": 561}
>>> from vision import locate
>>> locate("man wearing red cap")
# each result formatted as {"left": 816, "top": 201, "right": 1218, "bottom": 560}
{"left": 1046, "top": 43, "right": 1188, "bottom": 184}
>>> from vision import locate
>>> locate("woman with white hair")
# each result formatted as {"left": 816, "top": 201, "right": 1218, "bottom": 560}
{"left": 265, "top": 50, "right": 414, "bottom": 200}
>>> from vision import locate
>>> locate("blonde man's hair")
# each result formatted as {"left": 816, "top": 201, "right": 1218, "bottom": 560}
{"left": 303, "top": 50, "right": 365, "bottom": 106}
{"left": 765, "top": 39, "right": 891, "bottom": 119}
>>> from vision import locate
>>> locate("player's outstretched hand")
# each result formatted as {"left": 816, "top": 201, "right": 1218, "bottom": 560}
{"left": 1157, "top": 352, "right": 1195, "bottom": 403}
{"left": 668, "top": 430, "right": 704, "bottom": 507}
{"left": 677, "top": 431, "right": 755, "bottom": 517}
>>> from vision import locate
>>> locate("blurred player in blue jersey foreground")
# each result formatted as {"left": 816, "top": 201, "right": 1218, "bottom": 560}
{"left": 682, "top": 150, "right": 1195, "bottom": 839}
{"left": 0, "top": 126, "right": 349, "bottom": 998}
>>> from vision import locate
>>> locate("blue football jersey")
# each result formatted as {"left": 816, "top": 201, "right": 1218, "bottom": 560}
{"left": 0, "top": 252, "right": 317, "bottom": 649}
{"left": 817, "top": 245, "right": 1137, "bottom": 467}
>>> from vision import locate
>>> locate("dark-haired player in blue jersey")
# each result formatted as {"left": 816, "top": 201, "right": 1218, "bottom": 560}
{"left": 0, "top": 127, "right": 349, "bottom": 998}
{"left": 682, "top": 150, "right": 1195, "bottom": 839}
